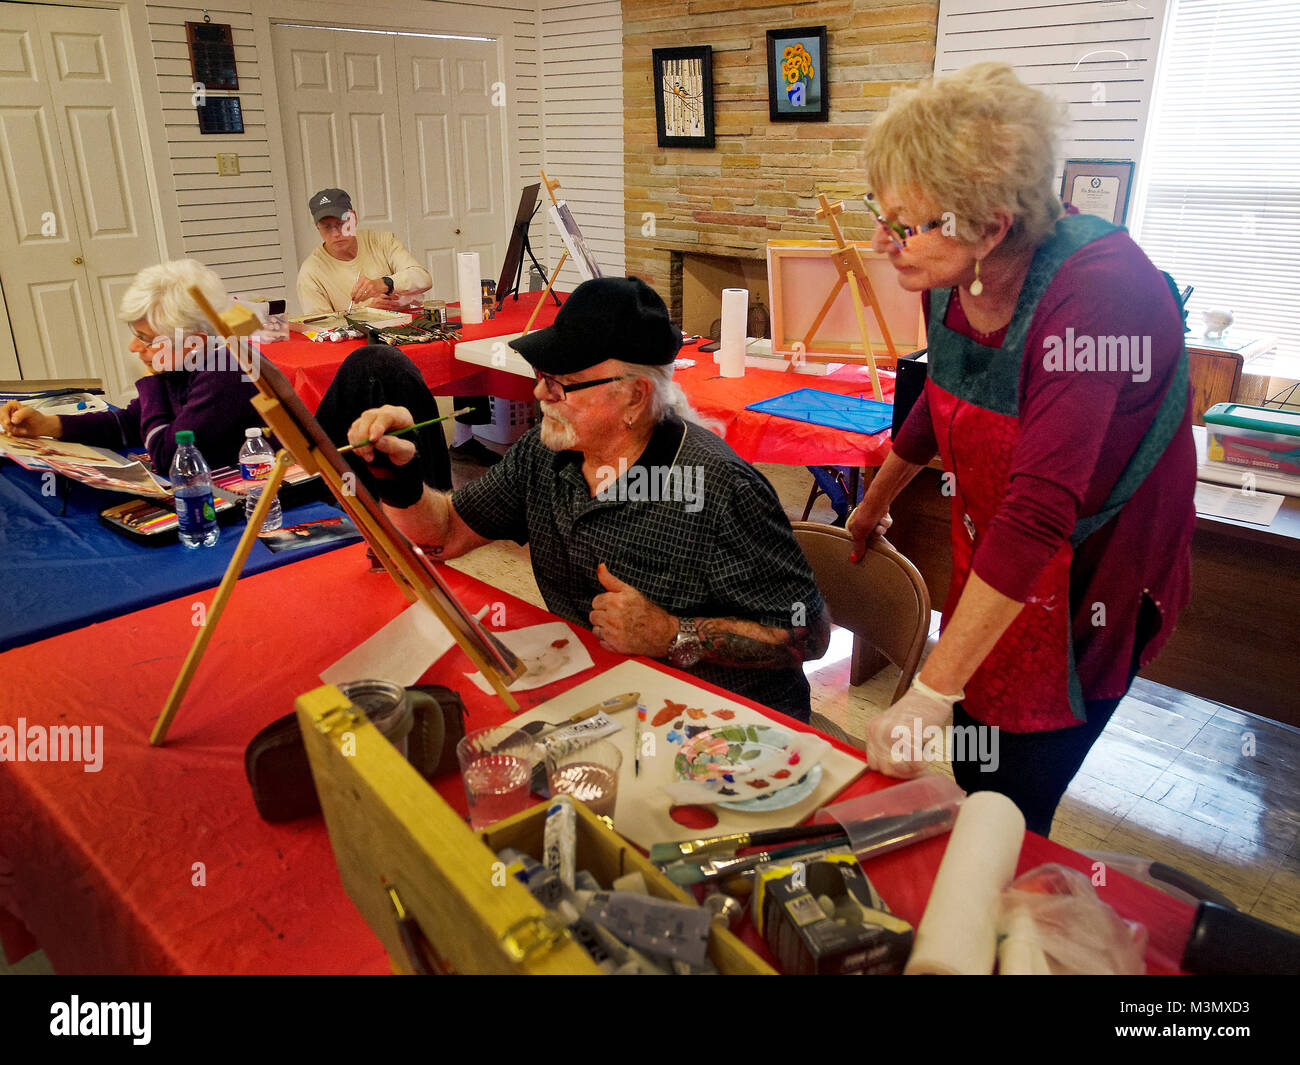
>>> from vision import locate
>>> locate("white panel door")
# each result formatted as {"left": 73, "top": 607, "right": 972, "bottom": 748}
{"left": 396, "top": 36, "right": 506, "bottom": 300}
{"left": 272, "top": 25, "right": 405, "bottom": 303}
{"left": 0, "top": 3, "right": 160, "bottom": 397}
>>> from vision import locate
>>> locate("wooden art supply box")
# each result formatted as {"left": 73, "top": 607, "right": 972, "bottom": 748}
{"left": 296, "top": 684, "right": 775, "bottom": 975}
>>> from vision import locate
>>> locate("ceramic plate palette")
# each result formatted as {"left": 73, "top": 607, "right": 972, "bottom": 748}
{"left": 513, "top": 660, "right": 866, "bottom": 850}
{"left": 672, "top": 723, "right": 823, "bottom": 804}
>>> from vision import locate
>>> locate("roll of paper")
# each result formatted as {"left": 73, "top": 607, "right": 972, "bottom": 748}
{"left": 719, "top": 288, "right": 747, "bottom": 378}
{"left": 457, "top": 252, "right": 483, "bottom": 326}
{"left": 904, "top": 790, "right": 1025, "bottom": 975}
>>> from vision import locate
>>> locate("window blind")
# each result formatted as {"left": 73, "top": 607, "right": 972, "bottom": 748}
{"left": 1131, "top": 0, "right": 1300, "bottom": 359}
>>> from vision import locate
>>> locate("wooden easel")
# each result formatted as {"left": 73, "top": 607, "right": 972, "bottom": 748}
{"left": 151, "top": 294, "right": 523, "bottom": 746}
{"left": 521, "top": 169, "right": 569, "bottom": 335}
{"left": 789, "top": 193, "right": 899, "bottom": 401}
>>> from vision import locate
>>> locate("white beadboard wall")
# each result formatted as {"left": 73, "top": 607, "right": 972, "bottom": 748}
{"left": 538, "top": 0, "right": 625, "bottom": 289}
{"left": 140, "top": 0, "right": 544, "bottom": 301}
{"left": 935, "top": 0, "right": 1172, "bottom": 183}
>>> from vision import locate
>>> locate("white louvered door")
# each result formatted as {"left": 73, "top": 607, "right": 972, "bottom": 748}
{"left": 272, "top": 25, "right": 407, "bottom": 293}
{"left": 273, "top": 24, "right": 508, "bottom": 310}
{"left": 397, "top": 35, "right": 505, "bottom": 301}
{"left": 0, "top": 2, "right": 160, "bottom": 396}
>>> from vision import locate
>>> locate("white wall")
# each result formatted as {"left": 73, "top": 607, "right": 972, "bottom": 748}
{"left": 538, "top": 0, "right": 625, "bottom": 288}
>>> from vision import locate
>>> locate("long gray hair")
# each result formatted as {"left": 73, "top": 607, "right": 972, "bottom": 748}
{"left": 616, "top": 361, "right": 723, "bottom": 435}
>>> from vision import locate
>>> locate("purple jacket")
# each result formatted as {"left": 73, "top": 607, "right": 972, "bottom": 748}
{"left": 60, "top": 361, "right": 261, "bottom": 473}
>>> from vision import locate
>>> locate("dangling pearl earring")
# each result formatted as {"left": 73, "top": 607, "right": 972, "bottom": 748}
{"left": 625, "top": 418, "right": 634, "bottom": 429}
{"left": 969, "top": 259, "right": 984, "bottom": 297}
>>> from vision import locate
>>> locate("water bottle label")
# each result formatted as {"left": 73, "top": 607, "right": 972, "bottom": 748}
{"left": 240, "top": 460, "right": 273, "bottom": 482}
{"left": 176, "top": 491, "right": 216, "bottom": 534}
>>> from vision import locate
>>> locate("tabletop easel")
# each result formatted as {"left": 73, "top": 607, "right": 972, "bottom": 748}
{"left": 520, "top": 169, "right": 569, "bottom": 335}
{"left": 151, "top": 293, "right": 523, "bottom": 746}
{"left": 789, "top": 193, "right": 899, "bottom": 401}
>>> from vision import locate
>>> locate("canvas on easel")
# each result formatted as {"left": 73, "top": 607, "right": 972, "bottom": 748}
{"left": 150, "top": 294, "right": 525, "bottom": 746}
{"left": 766, "top": 243, "right": 925, "bottom": 366}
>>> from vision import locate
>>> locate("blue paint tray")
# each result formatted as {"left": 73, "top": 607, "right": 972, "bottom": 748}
{"left": 746, "top": 388, "right": 894, "bottom": 435}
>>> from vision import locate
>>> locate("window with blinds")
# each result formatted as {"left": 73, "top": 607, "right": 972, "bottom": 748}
{"left": 1130, "top": 0, "right": 1300, "bottom": 361}
{"left": 934, "top": 0, "right": 1171, "bottom": 175}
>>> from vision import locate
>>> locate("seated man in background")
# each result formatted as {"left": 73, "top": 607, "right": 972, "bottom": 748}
{"left": 343, "top": 277, "right": 831, "bottom": 721}
{"left": 296, "top": 187, "right": 433, "bottom": 316}
{"left": 0, "top": 259, "right": 260, "bottom": 473}
{"left": 299, "top": 187, "right": 498, "bottom": 467}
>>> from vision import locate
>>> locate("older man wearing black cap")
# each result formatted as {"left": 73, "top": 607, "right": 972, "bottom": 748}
{"left": 296, "top": 187, "right": 433, "bottom": 317}
{"left": 344, "top": 277, "right": 830, "bottom": 721}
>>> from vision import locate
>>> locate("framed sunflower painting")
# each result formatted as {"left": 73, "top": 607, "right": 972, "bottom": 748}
{"left": 766, "top": 26, "right": 829, "bottom": 122}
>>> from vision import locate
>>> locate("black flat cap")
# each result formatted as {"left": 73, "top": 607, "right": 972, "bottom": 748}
{"left": 509, "top": 277, "right": 681, "bottom": 374}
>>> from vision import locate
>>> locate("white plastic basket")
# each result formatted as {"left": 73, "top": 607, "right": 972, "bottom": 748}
{"left": 475, "top": 397, "right": 537, "bottom": 445}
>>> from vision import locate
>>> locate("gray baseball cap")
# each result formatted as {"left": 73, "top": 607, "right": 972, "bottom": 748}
{"left": 309, "top": 188, "right": 353, "bottom": 223}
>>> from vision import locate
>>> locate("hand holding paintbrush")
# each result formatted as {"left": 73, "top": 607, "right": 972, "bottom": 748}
{"left": 338, "top": 405, "right": 474, "bottom": 458}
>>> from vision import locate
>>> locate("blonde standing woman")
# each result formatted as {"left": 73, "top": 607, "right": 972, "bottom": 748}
{"left": 849, "top": 64, "right": 1196, "bottom": 835}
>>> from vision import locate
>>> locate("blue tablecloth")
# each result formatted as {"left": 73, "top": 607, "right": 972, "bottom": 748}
{"left": 0, "top": 462, "right": 357, "bottom": 652}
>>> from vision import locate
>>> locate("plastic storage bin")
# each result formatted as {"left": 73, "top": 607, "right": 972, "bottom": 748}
{"left": 476, "top": 397, "right": 538, "bottom": 445}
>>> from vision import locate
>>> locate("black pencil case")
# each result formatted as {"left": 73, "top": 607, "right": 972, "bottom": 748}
{"left": 244, "top": 684, "right": 465, "bottom": 822}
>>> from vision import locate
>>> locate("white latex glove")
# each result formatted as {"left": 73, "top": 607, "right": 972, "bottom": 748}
{"left": 864, "top": 679, "right": 962, "bottom": 778}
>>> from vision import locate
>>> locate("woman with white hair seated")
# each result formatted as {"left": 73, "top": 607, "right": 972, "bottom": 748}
{"left": 0, "top": 259, "right": 260, "bottom": 472}
{"left": 848, "top": 64, "right": 1196, "bottom": 835}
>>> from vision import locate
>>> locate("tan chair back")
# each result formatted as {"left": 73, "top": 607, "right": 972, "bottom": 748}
{"left": 792, "top": 522, "right": 931, "bottom": 703}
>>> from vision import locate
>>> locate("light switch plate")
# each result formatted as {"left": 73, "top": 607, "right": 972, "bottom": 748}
{"left": 216, "top": 153, "right": 240, "bottom": 176}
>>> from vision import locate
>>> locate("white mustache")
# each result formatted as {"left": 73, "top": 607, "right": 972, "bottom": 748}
{"left": 540, "top": 402, "right": 569, "bottom": 425}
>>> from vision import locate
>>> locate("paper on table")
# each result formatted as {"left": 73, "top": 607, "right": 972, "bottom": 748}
{"left": 1194, "top": 481, "right": 1284, "bottom": 526}
{"left": 457, "top": 252, "right": 483, "bottom": 326}
{"left": 464, "top": 621, "right": 595, "bottom": 693}
{"left": 319, "top": 600, "right": 456, "bottom": 688}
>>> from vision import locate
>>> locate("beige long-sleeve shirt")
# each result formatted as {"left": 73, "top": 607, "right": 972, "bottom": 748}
{"left": 295, "top": 230, "right": 432, "bottom": 315}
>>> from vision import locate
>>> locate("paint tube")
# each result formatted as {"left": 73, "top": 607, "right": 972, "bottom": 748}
{"left": 576, "top": 890, "right": 712, "bottom": 967}
{"left": 543, "top": 795, "right": 576, "bottom": 889}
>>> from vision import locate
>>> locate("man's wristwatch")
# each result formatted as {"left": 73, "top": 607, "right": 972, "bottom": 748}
{"left": 381, "top": 276, "right": 394, "bottom": 295}
{"left": 667, "top": 617, "right": 703, "bottom": 669}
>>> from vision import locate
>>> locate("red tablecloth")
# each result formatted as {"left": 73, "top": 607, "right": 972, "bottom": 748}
{"left": 0, "top": 542, "right": 1193, "bottom": 974}
{"left": 261, "top": 290, "right": 562, "bottom": 411}
{"left": 675, "top": 345, "right": 899, "bottom": 467}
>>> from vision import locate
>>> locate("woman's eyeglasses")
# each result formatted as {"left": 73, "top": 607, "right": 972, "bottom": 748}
{"left": 864, "top": 193, "right": 945, "bottom": 249}
{"left": 534, "top": 372, "right": 630, "bottom": 401}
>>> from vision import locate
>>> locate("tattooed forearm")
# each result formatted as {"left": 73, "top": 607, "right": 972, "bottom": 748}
{"left": 694, "top": 609, "right": 830, "bottom": 669}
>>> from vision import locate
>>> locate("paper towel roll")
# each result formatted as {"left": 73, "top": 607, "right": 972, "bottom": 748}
{"left": 719, "top": 288, "right": 747, "bottom": 378}
{"left": 457, "top": 252, "right": 483, "bottom": 326}
{"left": 905, "top": 790, "right": 1026, "bottom": 975}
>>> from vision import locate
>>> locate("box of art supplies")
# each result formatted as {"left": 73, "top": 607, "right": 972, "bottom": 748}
{"left": 754, "top": 852, "right": 913, "bottom": 975}
{"left": 1203, "top": 403, "right": 1300, "bottom": 480}
{"left": 294, "top": 684, "right": 774, "bottom": 975}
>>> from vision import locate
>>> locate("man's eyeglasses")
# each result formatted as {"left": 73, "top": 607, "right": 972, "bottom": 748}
{"left": 864, "top": 192, "right": 945, "bottom": 249}
{"left": 534, "top": 372, "right": 629, "bottom": 401}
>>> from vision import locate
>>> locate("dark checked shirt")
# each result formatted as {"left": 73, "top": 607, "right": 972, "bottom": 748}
{"left": 452, "top": 414, "right": 826, "bottom": 721}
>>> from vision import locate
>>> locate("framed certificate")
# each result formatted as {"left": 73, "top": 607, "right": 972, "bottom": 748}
{"left": 1061, "top": 159, "right": 1135, "bottom": 226}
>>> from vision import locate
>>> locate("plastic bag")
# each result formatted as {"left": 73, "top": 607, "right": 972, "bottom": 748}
{"left": 998, "top": 864, "right": 1147, "bottom": 975}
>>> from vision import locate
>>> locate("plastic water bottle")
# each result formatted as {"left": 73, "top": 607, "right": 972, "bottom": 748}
{"left": 170, "top": 429, "right": 220, "bottom": 548}
{"left": 238, "top": 427, "right": 282, "bottom": 534}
